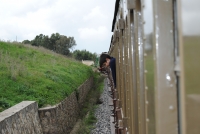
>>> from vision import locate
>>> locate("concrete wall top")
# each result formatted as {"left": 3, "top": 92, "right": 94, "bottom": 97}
{"left": 0, "top": 101, "right": 36, "bottom": 122}
{"left": 0, "top": 101, "right": 43, "bottom": 134}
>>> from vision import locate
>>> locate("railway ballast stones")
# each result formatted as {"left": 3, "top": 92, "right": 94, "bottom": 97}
{"left": 91, "top": 79, "right": 113, "bottom": 134}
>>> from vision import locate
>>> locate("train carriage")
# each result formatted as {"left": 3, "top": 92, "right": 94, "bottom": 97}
{"left": 108, "top": 0, "right": 200, "bottom": 134}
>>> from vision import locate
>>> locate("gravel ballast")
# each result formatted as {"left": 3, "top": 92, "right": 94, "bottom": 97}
{"left": 91, "top": 79, "right": 113, "bottom": 134}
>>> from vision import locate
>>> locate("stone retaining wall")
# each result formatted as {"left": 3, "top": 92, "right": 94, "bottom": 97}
{"left": 0, "top": 77, "right": 94, "bottom": 134}
{"left": 0, "top": 101, "right": 43, "bottom": 134}
{"left": 77, "top": 77, "right": 94, "bottom": 108}
{"left": 38, "top": 92, "right": 79, "bottom": 134}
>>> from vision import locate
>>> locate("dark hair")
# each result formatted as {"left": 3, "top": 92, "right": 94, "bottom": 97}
{"left": 99, "top": 53, "right": 111, "bottom": 67}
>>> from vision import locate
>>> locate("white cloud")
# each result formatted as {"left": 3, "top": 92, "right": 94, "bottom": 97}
{"left": 143, "top": 0, "right": 153, "bottom": 34}
{"left": 181, "top": 0, "right": 200, "bottom": 35}
{"left": 0, "top": 0, "right": 116, "bottom": 53}
{"left": 182, "top": 12, "right": 200, "bottom": 35}
{"left": 78, "top": 26, "right": 109, "bottom": 40}
{"left": 0, "top": 6, "right": 56, "bottom": 41}
{"left": 83, "top": 6, "right": 107, "bottom": 21}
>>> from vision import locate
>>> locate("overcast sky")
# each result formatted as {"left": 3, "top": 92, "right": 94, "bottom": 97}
{"left": 0, "top": 0, "right": 116, "bottom": 54}
{"left": 0, "top": 0, "right": 198, "bottom": 54}
{"left": 181, "top": 0, "right": 200, "bottom": 35}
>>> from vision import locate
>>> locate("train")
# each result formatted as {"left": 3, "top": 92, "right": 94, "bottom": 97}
{"left": 107, "top": 0, "right": 200, "bottom": 134}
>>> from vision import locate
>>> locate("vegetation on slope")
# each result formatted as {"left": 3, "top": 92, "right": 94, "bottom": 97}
{"left": 0, "top": 41, "right": 93, "bottom": 112}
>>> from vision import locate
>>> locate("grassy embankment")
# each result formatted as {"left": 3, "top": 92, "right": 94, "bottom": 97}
{"left": 183, "top": 36, "right": 200, "bottom": 94}
{"left": 0, "top": 41, "right": 94, "bottom": 112}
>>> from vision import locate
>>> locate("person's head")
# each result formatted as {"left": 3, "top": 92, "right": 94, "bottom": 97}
{"left": 99, "top": 53, "right": 111, "bottom": 68}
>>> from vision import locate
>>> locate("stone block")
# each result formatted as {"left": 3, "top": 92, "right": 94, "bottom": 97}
{"left": 0, "top": 101, "right": 43, "bottom": 134}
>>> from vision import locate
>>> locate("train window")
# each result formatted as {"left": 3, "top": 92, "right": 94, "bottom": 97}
{"left": 142, "top": 0, "right": 155, "bottom": 134}
{"left": 178, "top": 0, "right": 200, "bottom": 134}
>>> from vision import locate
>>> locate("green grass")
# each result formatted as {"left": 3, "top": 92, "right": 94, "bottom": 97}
{"left": 183, "top": 36, "right": 200, "bottom": 94}
{"left": 0, "top": 41, "right": 94, "bottom": 111}
{"left": 145, "top": 51, "right": 155, "bottom": 134}
{"left": 145, "top": 51, "right": 154, "bottom": 92}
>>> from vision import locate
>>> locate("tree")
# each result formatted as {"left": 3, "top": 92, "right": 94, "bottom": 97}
{"left": 22, "top": 40, "right": 31, "bottom": 44}
{"left": 50, "top": 33, "right": 60, "bottom": 51}
{"left": 68, "top": 37, "right": 76, "bottom": 51}
{"left": 27, "top": 33, "right": 76, "bottom": 56}
{"left": 55, "top": 36, "right": 76, "bottom": 55}
{"left": 41, "top": 35, "right": 50, "bottom": 48}
{"left": 73, "top": 49, "right": 97, "bottom": 62}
